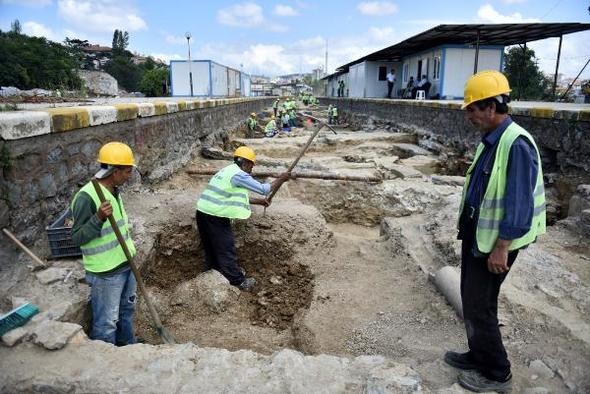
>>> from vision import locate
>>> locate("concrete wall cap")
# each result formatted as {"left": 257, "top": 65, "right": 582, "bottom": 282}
{"left": 0, "top": 111, "right": 51, "bottom": 140}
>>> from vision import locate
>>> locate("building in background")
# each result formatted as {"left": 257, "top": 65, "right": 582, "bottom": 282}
{"left": 325, "top": 23, "right": 590, "bottom": 100}
{"left": 169, "top": 60, "right": 251, "bottom": 97}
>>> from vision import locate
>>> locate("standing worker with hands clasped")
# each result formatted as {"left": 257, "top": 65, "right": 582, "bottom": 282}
{"left": 71, "top": 142, "right": 138, "bottom": 346}
{"left": 445, "top": 70, "right": 546, "bottom": 393}
{"left": 196, "top": 146, "right": 289, "bottom": 290}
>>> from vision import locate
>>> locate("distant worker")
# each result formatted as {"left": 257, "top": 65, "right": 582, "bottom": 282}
{"left": 265, "top": 115, "right": 277, "bottom": 137}
{"left": 246, "top": 113, "right": 257, "bottom": 137}
{"left": 280, "top": 110, "right": 291, "bottom": 132}
{"left": 195, "top": 147, "right": 290, "bottom": 290}
{"left": 445, "top": 70, "right": 546, "bottom": 393}
{"left": 327, "top": 104, "right": 333, "bottom": 124}
{"left": 386, "top": 68, "right": 396, "bottom": 98}
{"left": 331, "top": 105, "right": 339, "bottom": 125}
{"left": 273, "top": 98, "right": 280, "bottom": 117}
{"left": 71, "top": 142, "right": 137, "bottom": 346}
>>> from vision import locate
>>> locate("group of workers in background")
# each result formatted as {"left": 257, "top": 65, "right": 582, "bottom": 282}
{"left": 71, "top": 70, "right": 547, "bottom": 394}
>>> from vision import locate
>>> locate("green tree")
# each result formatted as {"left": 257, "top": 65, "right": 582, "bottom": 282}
{"left": 139, "top": 68, "right": 169, "bottom": 96}
{"left": 104, "top": 55, "right": 142, "bottom": 92}
{"left": 0, "top": 29, "right": 82, "bottom": 89}
{"left": 503, "top": 46, "right": 553, "bottom": 100}
{"left": 10, "top": 19, "right": 21, "bottom": 34}
{"left": 111, "top": 29, "right": 130, "bottom": 56}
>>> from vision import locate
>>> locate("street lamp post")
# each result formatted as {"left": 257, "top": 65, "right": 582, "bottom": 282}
{"left": 185, "top": 31, "right": 194, "bottom": 97}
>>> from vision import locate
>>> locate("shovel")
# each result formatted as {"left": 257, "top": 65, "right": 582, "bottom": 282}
{"left": 91, "top": 179, "right": 175, "bottom": 345}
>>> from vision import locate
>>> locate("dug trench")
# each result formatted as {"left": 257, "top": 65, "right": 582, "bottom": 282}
{"left": 3, "top": 110, "right": 588, "bottom": 392}
{"left": 128, "top": 115, "right": 590, "bottom": 392}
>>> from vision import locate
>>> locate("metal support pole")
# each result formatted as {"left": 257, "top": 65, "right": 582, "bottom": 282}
{"left": 517, "top": 43, "right": 526, "bottom": 101}
{"left": 473, "top": 29, "right": 480, "bottom": 74}
{"left": 552, "top": 35, "right": 563, "bottom": 100}
{"left": 185, "top": 32, "right": 194, "bottom": 97}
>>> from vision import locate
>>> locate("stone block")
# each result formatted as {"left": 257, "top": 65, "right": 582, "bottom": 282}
{"left": 137, "top": 103, "right": 156, "bottom": 117}
{"left": 153, "top": 102, "right": 167, "bottom": 116}
{"left": 530, "top": 107, "right": 555, "bottom": 119}
{"left": 528, "top": 359, "right": 555, "bottom": 379}
{"left": 177, "top": 101, "right": 187, "bottom": 111}
{"left": 173, "top": 270, "right": 239, "bottom": 313}
{"left": 114, "top": 104, "right": 139, "bottom": 121}
{"left": 83, "top": 106, "right": 117, "bottom": 126}
{"left": 45, "top": 107, "right": 90, "bottom": 133}
{"left": 568, "top": 185, "right": 590, "bottom": 217}
{"left": 1, "top": 327, "right": 28, "bottom": 347}
{"left": 0, "top": 111, "right": 51, "bottom": 140}
{"left": 35, "top": 267, "right": 70, "bottom": 285}
{"left": 431, "top": 175, "right": 465, "bottom": 187}
{"left": 31, "top": 320, "right": 82, "bottom": 350}
{"left": 164, "top": 102, "right": 178, "bottom": 113}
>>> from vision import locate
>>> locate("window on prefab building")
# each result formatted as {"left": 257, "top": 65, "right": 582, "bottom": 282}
{"left": 378, "top": 66, "right": 387, "bottom": 81}
{"left": 433, "top": 56, "right": 441, "bottom": 80}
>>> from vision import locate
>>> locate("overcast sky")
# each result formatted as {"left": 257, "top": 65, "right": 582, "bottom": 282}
{"left": 1, "top": 0, "right": 588, "bottom": 79}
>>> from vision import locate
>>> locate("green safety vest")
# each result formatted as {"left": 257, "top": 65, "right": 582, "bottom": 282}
{"left": 458, "top": 121, "right": 546, "bottom": 253}
{"left": 332, "top": 107, "right": 338, "bottom": 116}
{"left": 265, "top": 119, "right": 276, "bottom": 132}
{"left": 196, "top": 164, "right": 251, "bottom": 219}
{"left": 71, "top": 182, "right": 136, "bottom": 273}
{"left": 273, "top": 100, "right": 279, "bottom": 109}
{"left": 247, "top": 118, "right": 257, "bottom": 129}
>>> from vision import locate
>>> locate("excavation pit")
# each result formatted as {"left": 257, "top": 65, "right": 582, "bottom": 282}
{"left": 134, "top": 201, "right": 331, "bottom": 354}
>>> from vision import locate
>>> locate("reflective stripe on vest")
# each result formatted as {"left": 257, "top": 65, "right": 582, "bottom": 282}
{"left": 196, "top": 164, "right": 251, "bottom": 219}
{"left": 71, "top": 182, "right": 136, "bottom": 273}
{"left": 458, "top": 121, "right": 546, "bottom": 253}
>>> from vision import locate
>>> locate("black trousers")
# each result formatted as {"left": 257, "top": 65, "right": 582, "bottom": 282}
{"left": 460, "top": 236, "right": 518, "bottom": 381}
{"left": 387, "top": 81, "right": 394, "bottom": 98}
{"left": 196, "top": 210, "right": 245, "bottom": 285}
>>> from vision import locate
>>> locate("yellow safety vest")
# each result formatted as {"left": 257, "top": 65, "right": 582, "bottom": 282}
{"left": 459, "top": 122, "right": 546, "bottom": 253}
{"left": 71, "top": 182, "right": 136, "bottom": 273}
{"left": 196, "top": 164, "right": 251, "bottom": 219}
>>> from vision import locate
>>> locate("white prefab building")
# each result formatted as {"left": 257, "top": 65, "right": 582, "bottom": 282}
{"left": 330, "top": 23, "right": 590, "bottom": 100}
{"left": 170, "top": 60, "right": 251, "bottom": 97}
{"left": 335, "top": 46, "right": 502, "bottom": 100}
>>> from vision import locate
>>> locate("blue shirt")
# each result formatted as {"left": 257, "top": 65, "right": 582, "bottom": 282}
{"left": 465, "top": 117, "right": 539, "bottom": 240}
{"left": 231, "top": 170, "right": 271, "bottom": 195}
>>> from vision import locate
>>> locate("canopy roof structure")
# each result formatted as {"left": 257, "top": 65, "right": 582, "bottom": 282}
{"left": 334, "top": 23, "right": 590, "bottom": 73}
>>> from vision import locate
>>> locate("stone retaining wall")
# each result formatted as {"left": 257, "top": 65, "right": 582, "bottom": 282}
{"left": 0, "top": 97, "right": 273, "bottom": 241}
{"left": 323, "top": 97, "right": 590, "bottom": 177}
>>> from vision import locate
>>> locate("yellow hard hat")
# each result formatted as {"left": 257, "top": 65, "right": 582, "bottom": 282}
{"left": 97, "top": 142, "right": 135, "bottom": 166}
{"left": 462, "top": 70, "right": 511, "bottom": 109}
{"left": 250, "top": 112, "right": 256, "bottom": 117}
{"left": 271, "top": 115, "right": 275, "bottom": 119}
{"left": 234, "top": 146, "right": 256, "bottom": 163}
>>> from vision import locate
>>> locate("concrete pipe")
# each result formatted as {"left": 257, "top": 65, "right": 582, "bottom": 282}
{"left": 433, "top": 266, "right": 463, "bottom": 319}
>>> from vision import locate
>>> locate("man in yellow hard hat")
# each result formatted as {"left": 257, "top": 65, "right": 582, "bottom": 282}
{"left": 445, "top": 70, "right": 546, "bottom": 393}
{"left": 71, "top": 141, "right": 138, "bottom": 345}
{"left": 195, "top": 146, "right": 289, "bottom": 290}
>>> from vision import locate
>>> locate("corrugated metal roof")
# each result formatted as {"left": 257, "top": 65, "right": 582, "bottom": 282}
{"left": 336, "top": 23, "right": 590, "bottom": 72}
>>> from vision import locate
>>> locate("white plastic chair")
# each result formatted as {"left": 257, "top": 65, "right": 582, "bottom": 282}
{"left": 415, "top": 90, "right": 426, "bottom": 100}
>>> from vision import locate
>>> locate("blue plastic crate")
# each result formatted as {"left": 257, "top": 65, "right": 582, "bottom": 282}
{"left": 46, "top": 208, "right": 81, "bottom": 258}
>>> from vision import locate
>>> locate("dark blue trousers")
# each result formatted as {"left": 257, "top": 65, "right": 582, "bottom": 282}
{"left": 460, "top": 236, "right": 518, "bottom": 382}
{"left": 196, "top": 210, "right": 245, "bottom": 285}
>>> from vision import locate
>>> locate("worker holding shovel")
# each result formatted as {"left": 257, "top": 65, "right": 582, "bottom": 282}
{"left": 71, "top": 142, "right": 138, "bottom": 346}
{"left": 196, "top": 146, "right": 289, "bottom": 290}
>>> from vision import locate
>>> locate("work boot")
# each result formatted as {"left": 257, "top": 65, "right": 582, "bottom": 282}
{"left": 444, "top": 351, "right": 478, "bottom": 370}
{"left": 458, "top": 370, "right": 512, "bottom": 393}
{"left": 238, "top": 277, "right": 256, "bottom": 291}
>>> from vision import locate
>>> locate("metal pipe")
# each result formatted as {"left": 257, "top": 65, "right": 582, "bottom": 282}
{"left": 473, "top": 29, "right": 480, "bottom": 74}
{"left": 552, "top": 35, "right": 563, "bottom": 100}
{"left": 186, "top": 32, "right": 194, "bottom": 97}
